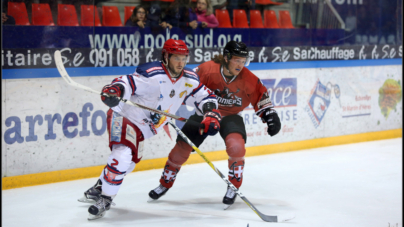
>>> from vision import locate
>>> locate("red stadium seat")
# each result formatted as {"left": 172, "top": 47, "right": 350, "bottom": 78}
{"left": 256, "top": 0, "right": 283, "bottom": 5}
{"left": 264, "top": 10, "right": 279, "bottom": 28}
{"left": 57, "top": 4, "right": 79, "bottom": 26}
{"left": 102, "top": 6, "right": 123, "bottom": 26}
{"left": 233, "top": 9, "right": 249, "bottom": 28}
{"left": 81, "top": 5, "right": 101, "bottom": 26}
{"left": 7, "top": 2, "right": 30, "bottom": 25}
{"left": 215, "top": 9, "right": 232, "bottom": 28}
{"left": 279, "top": 10, "right": 294, "bottom": 28}
{"left": 32, "top": 3, "right": 55, "bottom": 26}
{"left": 249, "top": 10, "right": 264, "bottom": 28}
{"left": 124, "top": 6, "right": 136, "bottom": 24}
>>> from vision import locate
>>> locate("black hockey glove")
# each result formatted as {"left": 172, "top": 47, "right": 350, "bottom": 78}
{"left": 261, "top": 108, "right": 281, "bottom": 137}
{"left": 101, "top": 84, "right": 125, "bottom": 108}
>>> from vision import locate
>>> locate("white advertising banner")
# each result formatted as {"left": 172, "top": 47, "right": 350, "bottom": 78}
{"left": 2, "top": 64, "right": 402, "bottom": 177}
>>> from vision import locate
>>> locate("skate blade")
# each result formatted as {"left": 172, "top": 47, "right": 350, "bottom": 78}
{"left": 223, "top": 204, "right": 232, "bottom": 210}
{"left": 78, "top": 197, "right": 96, "bottom": 204}
{"left": 88, "top": 212, "right": 105, "bottom": 220}
{"left": 147, "top": 197, "right": 157, "bottom": 203}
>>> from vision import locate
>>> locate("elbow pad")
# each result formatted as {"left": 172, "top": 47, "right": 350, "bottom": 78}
{"left": 202, "top": 102, "right": 217, "bottom": 114}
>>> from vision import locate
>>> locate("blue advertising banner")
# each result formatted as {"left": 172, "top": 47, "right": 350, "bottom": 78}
{"left": 2, "top": 26, "right": 345, "bottom": 49}
{"left": 2, "top": 44, "right": 401, "bottom": 70}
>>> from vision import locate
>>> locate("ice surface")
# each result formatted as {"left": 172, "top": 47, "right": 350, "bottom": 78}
{"left": 2, "top": 138, "right": 402, "bottom": 227}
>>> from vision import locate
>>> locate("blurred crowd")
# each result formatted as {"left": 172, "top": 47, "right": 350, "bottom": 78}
{"left": 2, "top": 0, "right": 402, "bottom": 45}
{"left": 2, "top": 0, "right": 256, "bottom": 29}
{"left": 119, "top": 0, "right": 255, "bottom": 30}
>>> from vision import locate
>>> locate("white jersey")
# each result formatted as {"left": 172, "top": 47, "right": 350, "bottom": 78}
{"left": 110, "top": 61, "right": 217, "bottom": 139}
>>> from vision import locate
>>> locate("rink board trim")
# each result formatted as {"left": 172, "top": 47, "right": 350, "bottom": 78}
{"left": 1, "top": 59, "right": 402, "bottom": 79}
{"left": 2, "top": 128, "right": 402, "bottom": 190}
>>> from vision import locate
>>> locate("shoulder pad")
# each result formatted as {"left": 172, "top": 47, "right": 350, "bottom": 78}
{"left": 136, "top": 62, "right": 164, "bottom": 78}
{"left": 183, "top": 67, "right": 200, "bottom": 81}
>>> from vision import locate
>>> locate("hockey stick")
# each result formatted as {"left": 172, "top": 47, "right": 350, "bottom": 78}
{"left": 168, "top": 121, "right": 295, "bottom": 223}
{"left": 54, "top": 50, "right": 202, "bottom": 127}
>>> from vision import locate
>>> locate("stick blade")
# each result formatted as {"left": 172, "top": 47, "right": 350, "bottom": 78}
{"left": 257, "top": 211, "right": 295, "bottom": 222}
{"left": 240, "top": 195, "right": 295, "bottom": 222}
{"left": 276, "top": 213, "right": 296, "bottom": 222}
{"left": 54, "top": 50, "right": 72, "bottom": 85}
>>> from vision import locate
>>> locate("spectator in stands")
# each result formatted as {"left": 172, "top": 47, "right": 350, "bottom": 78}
{"left": 148, "top": 3, "right": 173, "bottom": 30}
{"left": 211, "top": 0, "right": 227, "bottom": 10}
{"left": 195, "top": 0, "right": 218, "bottom": 28}
{"left": 2, "top": 0, "right": 15, "bottom": 25}
{"left": 125, "top": 5, "right": 148, "bottom": 27}
{"left": 125, "top": 4, "right": 172, "bottom": 32}
{"left": 226, "top": 0, "right": 254, "bottom": 24}
{"left": 2, "top": 12, "right": 15, "bottom": 25}
{"left": 164, "top": 0, "right": 198, "bottom": 30}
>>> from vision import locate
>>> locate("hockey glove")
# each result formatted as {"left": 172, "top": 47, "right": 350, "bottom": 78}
{"left": 101, "top": 84, "right": 124, "bottom": 108}
{"left": 200, "top": 109, "right": 222, "bottom": 136}
{"left": 261, "top": 108, "right": 281, "bottom": 137}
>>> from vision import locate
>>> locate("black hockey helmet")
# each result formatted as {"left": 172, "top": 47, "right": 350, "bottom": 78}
{"left": 223, "top": 41, "right": 250, "bottom": 66}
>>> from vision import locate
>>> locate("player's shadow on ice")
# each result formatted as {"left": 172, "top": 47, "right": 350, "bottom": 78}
{"left": 147, "top": 197, "right": 292, "bottom": 211}
{"left": 152, "top": 197, "right": 289, "bottom": 209}
{"left": 75, "top": 198, "right": 293, "bottom": 222}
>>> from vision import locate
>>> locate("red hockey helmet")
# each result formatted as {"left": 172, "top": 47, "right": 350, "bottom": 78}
{"left": 162, "top": 39, "right": 189, "bottom": 60}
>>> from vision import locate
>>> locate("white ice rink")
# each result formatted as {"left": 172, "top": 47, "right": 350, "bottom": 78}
{"left": 2, "top": 138, "right": 402, "bottom": 227}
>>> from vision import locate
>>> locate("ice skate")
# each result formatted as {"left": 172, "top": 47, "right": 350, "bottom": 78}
{"left": 78, "top": 179, "right": 102, "bottom": 204}
{"left": 148, "top": 184, "right": 169, "bottom": 202}
{"left": 88, "top": 195, "right": 115, "bottom": 220}
{"left": 223, "top": 186, "right": 237, "bottom": 210}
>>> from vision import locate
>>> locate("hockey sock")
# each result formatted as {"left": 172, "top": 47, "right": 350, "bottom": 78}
{"left": 124, "top": 162, "right": 136, "bottom": 176}
{"left": 159, "top": 160, "right": 181, "bottom": 189}
{"left": 100, "top": 144, "right": 132, "bottom": 196}
{"left": 225, "top": 133, "right": 246, "bottom": 189}
{"left": 159, "top": 141, "right": 193, "bottom": 188}
{"left": 228, "top": 158, "right": 245, "bottom": 188}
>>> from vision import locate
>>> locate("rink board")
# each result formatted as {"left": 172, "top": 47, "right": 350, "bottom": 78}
{"left": 2, "top": 61, "right": 403, "bottom": 189}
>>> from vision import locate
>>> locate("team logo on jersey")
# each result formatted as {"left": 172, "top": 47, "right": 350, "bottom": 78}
{"left": 150, "top": 105, "right": 163, "bottom": 125}
{"left": 169, "top": 89, "right": 175, "bottom": 98}
{"left": 143, "top": 118, "right": 157, "bottom": 135}
{"left": 179, "top": 90, "right": 187, "bottom": 98}
{"left": 185, "top": 83, "right": 193, "bottom": 88}
{"left": 214, "top": 87, "right": 242, "bottom": 107}
{"left": 150, "top": 105, "right": 171, "bottom": 128}
{"left": 229, "top": 161, "right": 244, "bottom": 182}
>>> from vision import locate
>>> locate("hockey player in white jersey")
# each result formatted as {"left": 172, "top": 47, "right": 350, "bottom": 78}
{"left": 78, "top": 39, "right": 222, "bottom": 220}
